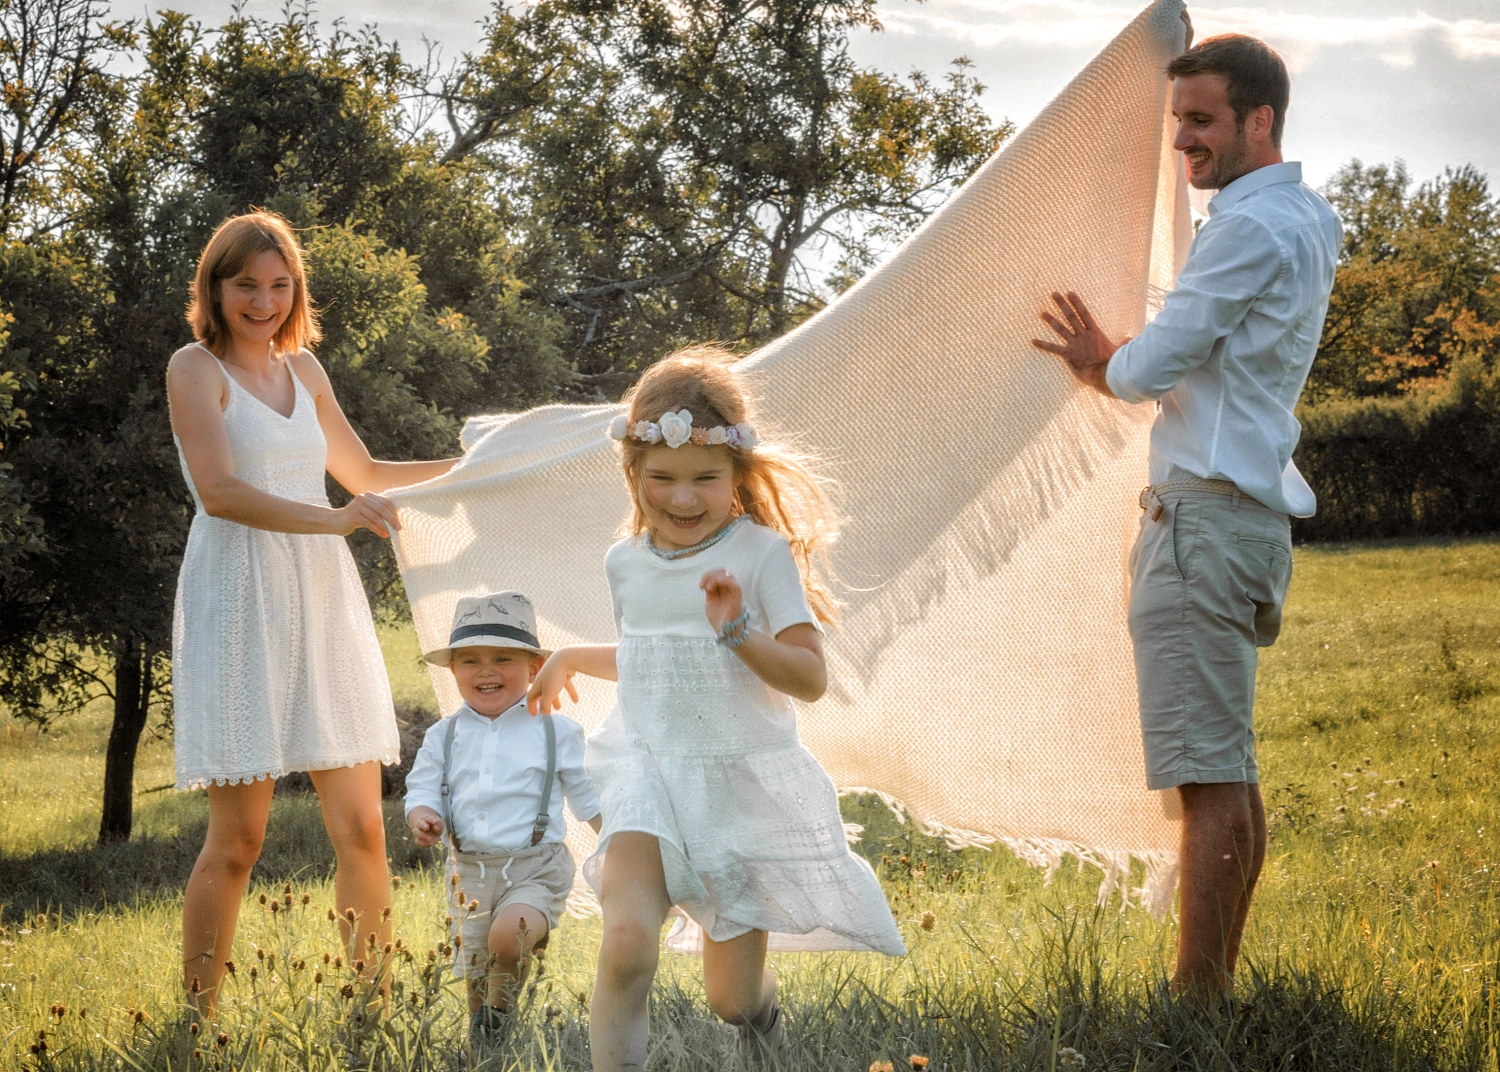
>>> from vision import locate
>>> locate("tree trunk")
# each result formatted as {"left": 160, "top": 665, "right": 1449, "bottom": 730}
{"left": 98, "top": 636, "right": 150, "bottom": 844}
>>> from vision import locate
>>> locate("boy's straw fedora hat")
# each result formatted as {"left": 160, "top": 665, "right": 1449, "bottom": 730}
{"left": 423, "top": 591, "right": 551, "bottom": 666}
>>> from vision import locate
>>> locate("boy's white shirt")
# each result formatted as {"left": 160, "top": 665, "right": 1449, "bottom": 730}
{"left": 404, "top": 701, "right": 600, "bottom": 855}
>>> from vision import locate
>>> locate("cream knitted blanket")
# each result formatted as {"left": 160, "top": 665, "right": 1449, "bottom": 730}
{"left": 391, "top": 0, "right": 1191, "bottom": 921}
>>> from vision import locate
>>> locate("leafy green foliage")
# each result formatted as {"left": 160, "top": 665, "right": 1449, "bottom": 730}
{"left": 1308, "top": 161, "right": 1500, "bottom": 402}
{"left": 0, "top": 0, "right": 126, "bottom": 236}
{"left": 1294, "top": 350, "right": 1500, "bottom": 540}
{"left": 450, "top": 0, "right": 1011, "bottom": 376}
{"left": 1294, "top": 162, "right": 1500, "bottom": 539}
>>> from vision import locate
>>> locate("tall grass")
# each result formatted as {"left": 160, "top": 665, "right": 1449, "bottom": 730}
{"left": 1, "top": 540, "right": 1496, "bottom": 1070}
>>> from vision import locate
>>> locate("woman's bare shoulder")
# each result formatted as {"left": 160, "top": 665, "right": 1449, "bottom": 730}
{"left": 166, "top": 342, "right": 230, "bottom": 416}
{"left": 285, "top": 347, "right": 331, "bottom": 390}
{"left": 166, "top": 341, "right": 223, "bottom": 383}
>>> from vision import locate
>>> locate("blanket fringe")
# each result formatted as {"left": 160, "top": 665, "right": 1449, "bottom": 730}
{"left": 844, "top": 789, "right": 1179, "bottom": 919}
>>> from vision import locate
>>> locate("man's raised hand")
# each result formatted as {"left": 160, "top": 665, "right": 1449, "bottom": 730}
{"left": 1031, "top": 291, "right": 1125, "bottom": 398}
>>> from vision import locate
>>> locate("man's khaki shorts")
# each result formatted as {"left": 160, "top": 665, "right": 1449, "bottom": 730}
{"left": 447, "top": 840, "right": 576, "bottom": 978}
{"left": 1127, "top": 481, "right": 1293, "bottom": 791}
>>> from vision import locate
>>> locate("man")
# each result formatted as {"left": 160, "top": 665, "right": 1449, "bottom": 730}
{"left": 1032, "top": 33, "right": 1341, "bottom": 994}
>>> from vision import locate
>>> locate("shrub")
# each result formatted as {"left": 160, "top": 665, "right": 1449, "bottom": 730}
{"left": 1294, "top": 351, "right": 1500, "bottom": 541}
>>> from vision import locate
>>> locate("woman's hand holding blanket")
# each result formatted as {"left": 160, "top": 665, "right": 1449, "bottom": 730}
{"left": 332, "top": 492, "right": 401, "bottom": 538}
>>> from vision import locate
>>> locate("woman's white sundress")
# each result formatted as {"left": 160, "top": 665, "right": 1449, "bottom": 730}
{"left": 171, "top": 345, "right": 399, "bottom": 790}
{"left": 583, "top": 520, "right": 906, "bottom": 955}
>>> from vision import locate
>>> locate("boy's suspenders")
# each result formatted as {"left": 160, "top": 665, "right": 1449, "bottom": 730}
{"left": 439, "top": 712, "right": 557, "bottom": 854}
{"left": 530, "top": 713, "right": 557, "bottom": 846}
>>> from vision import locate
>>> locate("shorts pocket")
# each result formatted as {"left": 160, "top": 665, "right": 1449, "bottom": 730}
{"left": 1232, "top": 532, "right": 1292, "bottom": 646}
{"left": 1168, "top": 498, "right": 1201, "bottom": 583}
{"left": 1234, "top": 533, "right": 1288, "bottom": 554}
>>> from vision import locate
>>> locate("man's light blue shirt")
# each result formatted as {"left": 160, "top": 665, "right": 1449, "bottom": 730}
{"left": 1105, "top": 161, "right": 1342, "bottom": 517}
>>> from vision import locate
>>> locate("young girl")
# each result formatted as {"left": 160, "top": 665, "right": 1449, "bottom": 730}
{"left": 167, "top": 211, "right": 458, "bottom": 1010}
{"left": 528, "top": 347, "right": 905, "bottom": 1070}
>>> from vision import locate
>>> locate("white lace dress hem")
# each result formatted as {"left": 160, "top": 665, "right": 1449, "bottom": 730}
{"left": 175, "top": 748, "right": 402, "bottom": 792}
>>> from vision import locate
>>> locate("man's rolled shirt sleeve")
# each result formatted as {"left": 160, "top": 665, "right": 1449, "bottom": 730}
{"left": 1107, "top": 213, "right": 1287, "bottom": 403}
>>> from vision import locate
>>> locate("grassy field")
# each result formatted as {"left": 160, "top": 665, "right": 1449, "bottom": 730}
{"left": 0, "top": 538, "right": 1496, "bottom": 1071}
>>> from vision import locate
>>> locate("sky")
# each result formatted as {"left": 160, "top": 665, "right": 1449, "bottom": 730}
{"left": 103, "top": 0, "right": 1500, "bottom": 192}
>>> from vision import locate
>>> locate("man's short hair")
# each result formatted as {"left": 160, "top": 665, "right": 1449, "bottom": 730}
{"left": 1167, "top": 34, "right": 1289, "bottom": 148}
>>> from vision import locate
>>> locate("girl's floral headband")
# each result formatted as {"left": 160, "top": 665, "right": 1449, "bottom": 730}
{"left": 607, "top": 409, "right": 761, "bottom": 450}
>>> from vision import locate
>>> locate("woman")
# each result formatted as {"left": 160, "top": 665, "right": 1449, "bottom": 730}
{"left": 166, "top": 211, "right": 457, "bottom": 1010}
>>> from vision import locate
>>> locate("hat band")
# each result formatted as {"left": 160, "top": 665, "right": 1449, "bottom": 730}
{"left": 448, "top": 623, "right": 542, "bottom": 649}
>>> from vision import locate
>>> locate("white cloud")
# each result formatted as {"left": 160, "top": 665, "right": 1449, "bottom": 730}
{"left": 874, "top": 1, "right": 1500, "bottom": 68}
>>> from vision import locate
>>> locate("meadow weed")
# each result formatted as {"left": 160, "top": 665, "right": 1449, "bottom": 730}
{"left": 1, "top": 541, "right": 1496, "bottom": 1070}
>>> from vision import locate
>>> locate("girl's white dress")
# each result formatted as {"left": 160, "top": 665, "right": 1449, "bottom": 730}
{"left": 171, "top": 347, "right": 400, "bottom": 790}
{"left": 584, "top": 520, "right": 906, "bottom": 955}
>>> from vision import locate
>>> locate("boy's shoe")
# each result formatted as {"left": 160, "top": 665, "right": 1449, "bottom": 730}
{"left": 736, "top": 1002, "right": 791, "bottom": 1068}
{"left": 468, "top": 1005, "right": 510, "bottom": 1049}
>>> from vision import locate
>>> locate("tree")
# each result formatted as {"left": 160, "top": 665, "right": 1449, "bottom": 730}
{"left": 0, "top": 9, "right": 561, "bottom": 841}
{"left": 442, "top": 0, "right": 1011, "bottom": 383}
{"left": 1309, "top": 161, "right": 1500, "bottom": 403}
{"left": 0, "top": 0, "right": 121, "bottom": 237}
{"left": 0, "top": 309, "right": 44, "bottom": 586}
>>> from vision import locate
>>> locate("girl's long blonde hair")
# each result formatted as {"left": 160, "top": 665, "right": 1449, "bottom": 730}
{"left": 618, "top": 345, "right": 841, "bottom": 625}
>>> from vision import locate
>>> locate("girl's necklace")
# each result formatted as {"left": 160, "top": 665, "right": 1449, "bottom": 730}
{"left": 645, "top": 514, "right": 748, "bottom": 561}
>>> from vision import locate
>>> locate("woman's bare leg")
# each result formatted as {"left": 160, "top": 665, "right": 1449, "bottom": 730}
{"left": 590, "top": 832, "right": 672, "bottom": 1072}
{"left": 309, "top": 763, "right": 392, "bottom": 979}
{"left": 182, "top": 778, "right": 276, "bottom": 1011}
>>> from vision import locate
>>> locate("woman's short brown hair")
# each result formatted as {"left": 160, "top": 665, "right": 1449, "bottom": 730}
{"left": 1167, "top": 34, "right": 1290, "bottom": 148}
{"left": 187, "top": 211, "right": 321, "bottom": 353}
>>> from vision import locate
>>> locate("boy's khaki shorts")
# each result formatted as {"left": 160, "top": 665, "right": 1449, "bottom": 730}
{"left": 1127, "top": 481, "right": 1293, "bottom": 791}
{"left": 447, "top": 840, "right": 576, "bottom": 978}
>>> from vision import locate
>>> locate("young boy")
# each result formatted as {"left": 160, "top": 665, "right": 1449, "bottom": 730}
{"left": 405, "top": 590, "right": 601, "bottom": 1046}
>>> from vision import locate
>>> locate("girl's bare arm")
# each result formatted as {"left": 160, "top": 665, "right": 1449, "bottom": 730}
{"left": 700, "top": 568, "right": 827, "bottom": 702}
{"left": 528, "top": 644, "right": 619, "bottom": 714}
{"left": 725, "top": 623, "right": 827, "bottom": 703}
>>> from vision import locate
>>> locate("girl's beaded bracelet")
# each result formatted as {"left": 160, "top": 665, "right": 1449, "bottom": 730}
{"left": 717, "top": 608, "right": 751, "bottom": 649}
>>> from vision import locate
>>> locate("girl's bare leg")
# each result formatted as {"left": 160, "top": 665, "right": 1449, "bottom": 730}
{"left": 309, "top": 763, "right": 392, "bottom": 980}
{"left": 182, "top": 778, "right": 276, "bottom": 1011}
{"left": 702, "top": 928, "right": 771, "bottom": 1026}
{"left": 591, "top": 832, "right": 672, "bottom": 1072}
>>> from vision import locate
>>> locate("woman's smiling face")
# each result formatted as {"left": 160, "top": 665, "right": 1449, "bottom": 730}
{"left": 217, "top": 249, "right": 293, "bottom": 350}
{"left": 637, "top": 442, "right": 739, "bottom": 550}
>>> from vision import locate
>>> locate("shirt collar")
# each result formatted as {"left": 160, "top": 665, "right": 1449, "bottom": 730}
{"left": 1207, "top": 161, "right": 1302, "bottom": 216}
{"left": 457, "top": 700, "right": 527, "bottom": 722}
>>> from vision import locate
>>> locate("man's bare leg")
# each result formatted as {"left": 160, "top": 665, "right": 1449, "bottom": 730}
{"left": 1223, "top": 783, "right": 1266, "bottom": 978}
{"left": 1175, "top": 781, "right": 1265, "bottom": 995}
